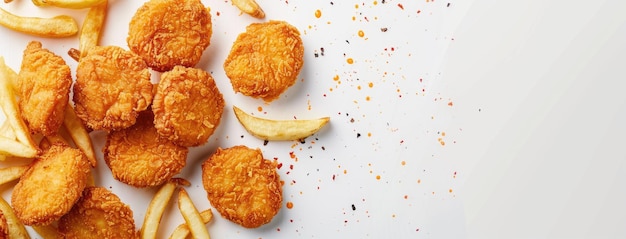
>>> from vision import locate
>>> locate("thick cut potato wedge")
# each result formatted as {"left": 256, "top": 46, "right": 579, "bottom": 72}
{"left": 233, "top": 106, "right": 329, "bottom": 141}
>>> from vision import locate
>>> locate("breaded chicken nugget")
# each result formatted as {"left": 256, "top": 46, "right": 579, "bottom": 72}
{"left": 201, "top": 145, "right": 282, "bottom": 228}
{"left": 127, "top": 0, "right": 212, "bottom": 72}
{"left": 58, "top": 187, "right": 138, "bottom": 239}
{"left": 18, "top": 41, "right": 72, "bottom": 136}
{"left": 103, "top": 111, "right": 188, "bottom": 187}
{"left": 11, "top": 144, "right": 90, "bottom": 226}
{"left": 153, "top": 66, "right": 224, "bottom": 147}
{"left": 0, "top": 211, "right": 7, "bottom": 239}
{"left": 224, "top": 20, "right": 304, "bottom": 102}
{"left": 73, "top": 45, "right": 153, "bottom": 131}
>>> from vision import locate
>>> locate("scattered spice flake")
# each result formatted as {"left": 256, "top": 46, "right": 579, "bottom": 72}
{"left": 315, "top": 9, "right": 322, "bottom": 18}
{"left": 417, "top": 9, "right": 421, "bottom": 14}
{"left": 367, "top": 132, "right": 372, "bottom": 137}
{"left": 401, "top": 161, "right": 406, "bottom": 166}
{"left": 357, "top": 133, "right": 361, "bottom": 138}
{"left": 380, "top": 27, "right": 388, "bottom": 32}
{"left": 358, "top": 30, "right": 365, "bottom": 38}
{"left": 404, "top": 195, "right": 408, "bottom": 199}
{"left": 333, "top": 75, "right": 340, "bottom": 81}
{"left": 365, "top": 96, "right": 371, "bottom": 101}
{"left": 453, "top": 171, "right": 457, "bottom": 178}
{"left": 346, "top": 58, "right": 354, "bottom": 64}
{"left": 277, "top": 163, "right": 283, "bottom": 169}
{"left": 352, "top": 204, "right": 356, "bottom": 210}
{"left": 417, "top": 179, "right": 421, "bottom": 184}
{"left": 448, "top": 101, "right": 453, "bottom": 106}
{"left": 449, "top": 188, "right": 453, "bottom": 193}
{"left": 286, "top": 201, "right": 294, "bottom": 209}
{"left": 375, "top": 175, "right": 381, "bottom": 180}
{"left": 257, "top": 106, "right": 263, "bottom": 112}
{"left": 397, "top": 3, "right": 404, "bottom": 9}
{"left": 368, "top": 82, "right": 374, "bottom": 88}
{"left": 447, "top": 2, "right": 451, "bottom": 7}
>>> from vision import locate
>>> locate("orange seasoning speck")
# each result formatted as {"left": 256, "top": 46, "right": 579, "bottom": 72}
{"left": 373, "top": 0, "right": 378, "bottom": 5}
{"left": 368, "top": 82, "right": 374, "bottom": 88}
{"left": 376, "top": 175, "right": 381, "bottom": 180}
{"left": 358, "top": 30, "right": 365, "bottom": 38}
{"left": 401, "top": 161, "right": 406, "bottom": 166}
{"left": 257, "top": 106, "right": 263, "bottom": 112}
{"left": 315, "top": 9, "right": 322, "bottom": 18}
{"left": 366, "top": 96, "right": 371, "bottom": 101}
{"left": 286, "top": 201, "right": 294, "bottom": 209}
{"left": 347, "top": 58, "right": 354, "bottom": 64}
{"left": 355, "top": 4, "right": 359, "bottom": 9}
{"left": 333, "top": 75, "right": 340, "bottom": 81}
{"left": 449, "top": 189, "right": 453, "bottom": 193}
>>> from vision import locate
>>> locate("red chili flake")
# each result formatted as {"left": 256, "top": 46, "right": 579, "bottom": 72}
{"left": 277, "top": 228, "right": 281, "bottom": 232}
{"left": 216, "top": 11, "right": 220, "bottom": 16}
{"left": 397, "top": 3, "right": 404, "bottom": 9}
{"left": 277, "top": 163, "right": 283, "bottom": 169}
{"left": 417, "top": 9, "right": 421, "bottom": 14}
{"left": 289, "top": 151, "right": 296, "bottom": 159}
{"left": 448, "top": 101, "right": 453, "bottom": 106}
{"left": 332, "top": 174, "right": 336, "bottom": 180}
{"left": 391, "top": 47, "right": 395, "bottom": 51}
{"left": 289, "top": 164, "right": 294, "bottom": 170}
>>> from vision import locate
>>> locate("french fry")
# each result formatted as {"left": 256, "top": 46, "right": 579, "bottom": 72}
{"left": 63, "top": 104, "right": 96, "bottom": 167}
{"left": 0, "top": 136, "right": 37, "bottom": 158}
{"left": 0, "top": 57, "right": 37, "bottom": 153}
{"left": 177, "top": 188, "right": 210, "bottom": 239}
{"left": 0, "top": 165, "right": 28, "bottom": 186}
{"left": 232, "top": 0, "right": 265, "bottom": 18}
{"left": 0, "top": 196, "right": 30, "bottom": 239}
{"left": 0, "top": 121, "right": 15, "bottom": 140}
{"left": 168, "top": 209, "right": 213, "bottom": 239}
{"left": 79, "top": 0, "right": 107, "bottom": 58}
{"left": 233, "top": 105, "right": 330, "bottom": 141}
{"left": 31, "top": 0, "right": 106, "bottom": 9}
{"left": 0, "top": 7, "right": 78, "bottom": 38}
{"left": 141, "top": 179, "right": 178, "bottom": 239}
{"left": 32, "top": 224, "right": 62, "bottom": 239}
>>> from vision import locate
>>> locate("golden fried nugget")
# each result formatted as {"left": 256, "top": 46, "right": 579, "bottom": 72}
{"left": 73, "top": 45, "right": 153, "bottom": 131}
{"left": 58, "top": 187, "right": 138, "bottom": 239}
{"left": 0, "top": 211, "right": 7, "bottom": 239}
{"left": 18, "top": 41, "right": 72, "bottom": 136}
{"left": 127, "top": 0, "right": 212, "bottom": 72}
{"left": 103, "top": 111, "right": 188, "bottom": 187}
{"left": 201, "top": 145, "right": 282, "bottom": 228}
{"left": 153, "top": 66, "right": 224, "bottom": 147}
{"left": 11, "top": 144, "right": 90, "bottom": 226}
{"left": 224, "top": 20, "right": 304, "bottom": 102}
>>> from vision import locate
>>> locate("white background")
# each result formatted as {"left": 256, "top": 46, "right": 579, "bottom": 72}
{"left": 1, "top": 0, "right": 625, "bottom": 238}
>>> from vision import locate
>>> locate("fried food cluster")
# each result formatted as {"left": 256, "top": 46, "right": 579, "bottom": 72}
{"left": 103, "top": 111, "right": 188, "bottom": 187}
{"left": 224, "top": 20, "right": 304, "bottom": 102}
{"left": 18, "top": 41, "right": 72, "bottom": 136}
{"left": 153, "top": 66, "right": 225, "bottom": 147}
{"left": 202, "top": 145, "right": 282, "bottom": 228}
{"left": 127, "top": 0, "right": 212, "bottom": 72}
{"left": 11, "top": 144, "right": 90, "bottom": 226}
{"left": 73, "top": 45, "right": 153, "bottom": 131}
{"left": 58, "top": 187, "right": 138, "bottom": 239}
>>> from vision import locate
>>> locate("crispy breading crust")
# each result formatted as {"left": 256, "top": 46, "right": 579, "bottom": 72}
{"left": 18, "top": 41, "right": 72, "bottom": 136}
{"left": 0, "top": 210, "right": 7, "bottom": 239}
{"left": 201, "top": 146, "right": 282, "bottom": 228}
{"left": 152, "top": 66, "right": 224, "bottom": 147}
{"left": 58, "top": 187, "right": 138, "bottom": 239}
{"left": 103, "top": 111, "right": 188, "bottom": 187}
{"left": 224, "top": 20, "right": 304, "bottom": 102}
{"left": 127, "top": 0, "right": 212, "bottom": 72}
{"left": 11, "top": 144, "right": 90, "bottom": 226}
{"left": 73, "top": 45, "right": 153, "bottom": 131}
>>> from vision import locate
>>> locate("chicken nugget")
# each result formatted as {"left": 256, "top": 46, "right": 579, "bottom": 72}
{"left": 103, "top": 111, "right": 188, "bottom": 187}
{"left": 224, "top": 20, "right": 304, "bottom": 102}
{"left": 153, "top": 66, "right": 224, "bottom": 147}
{"left": 0, "top": 211, "right": 7, "bottom": 239}
{"left": 18, "top": 41, "right": 72, "bottom": 136}
{"left": 127, "top": 0, "right": 212, "bottom": 72}
{"left": 201, "top": 145, "right": 282, "bottom": 228}
{"left": 11, "top": 144, "right": 90, "bottom": 226}
{"left": 58, "top": 187, "right": 138, "bottom": 239}
{"left": 73, "top": 45, "right": 153, "bottom": 131}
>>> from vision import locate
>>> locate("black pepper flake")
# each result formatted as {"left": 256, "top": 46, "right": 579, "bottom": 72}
{"left": 264, "top": 140, "right": 269, "bottom": 146}
{"left": 240, "top": 135, "right": 244, "bottom": 138}
{"left": 330, "top": 1, "right": 334, "bottom": 5}
{"left": 320, "top": 47, "right": 325, "bottom": 56}
{"left": 447, "top": 3, "right": 451, "bottom": 7}
{"left": 350, "top": 118, "right": 355, "bottom": 123}
{"left": 345, "top": 40, "right": 350, "bottom": 44}
{"left": 351, "top": 204, "right": 356, "bottom": 211}
{"left": 381, "top": 0, "right": 386, "bottom": 3}
{"left": 380, "top": 27, "right": 388, "bottom": 32}
{"left": 314, "top": 52, "right": 319, "bottom": 58}
{"left": 321, "top": 146, "right": 326, "bottom": 150}
{"left": 299, "top": 139, "right": 306, "bottom": 144}
{"left": 357, "top": 133, "right": 361, "bottom": 138}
